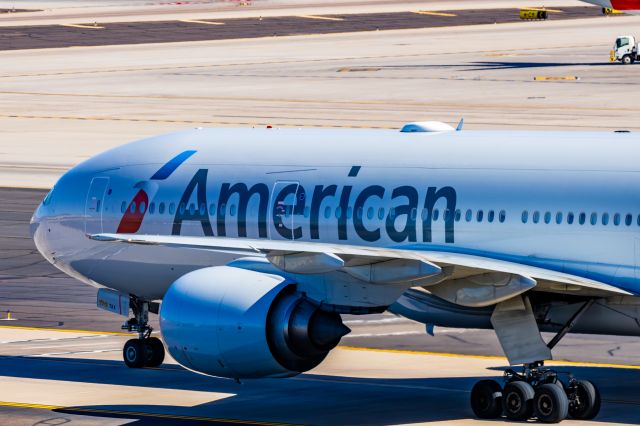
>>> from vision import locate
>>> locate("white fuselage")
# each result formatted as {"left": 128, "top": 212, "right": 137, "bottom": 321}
{"left": 31, "top": 128, "right": 640, "bottom": 300}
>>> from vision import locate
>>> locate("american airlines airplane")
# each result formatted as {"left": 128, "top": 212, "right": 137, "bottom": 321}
{"left": 582, "top": 0, "right": 640, "bottom": 12}
{"left": 31, "top": 122, "right": 640, "bottom": 423}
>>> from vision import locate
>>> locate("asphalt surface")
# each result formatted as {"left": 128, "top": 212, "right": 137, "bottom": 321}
{"left": 0, "top": 6, "right": 613, "bottom": 51}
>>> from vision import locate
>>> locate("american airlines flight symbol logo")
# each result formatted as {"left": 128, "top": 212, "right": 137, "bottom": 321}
{"left": 117, "top": 150, "right": 197, "bottom": 233}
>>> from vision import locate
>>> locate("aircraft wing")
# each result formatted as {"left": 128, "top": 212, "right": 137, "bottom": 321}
{"left": 90, "top": 233, "right": 632, "bottom": 297}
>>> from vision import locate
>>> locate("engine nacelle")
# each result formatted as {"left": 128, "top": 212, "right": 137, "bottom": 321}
{"left": 160, "top": 266, "right": 350, "bottom": 379}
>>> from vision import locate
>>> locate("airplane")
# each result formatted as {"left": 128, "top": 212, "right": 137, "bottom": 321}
{"left": 581, "top": 0, "right": 640, "bottom": 12}
{"left": 31, "top": 121, "right": 640, "bottom": 423}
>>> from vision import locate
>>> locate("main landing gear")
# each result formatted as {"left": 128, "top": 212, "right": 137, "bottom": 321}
{"left": 470, "top": 297, "right": 600, "bottom": 423}
{"left": 470, "top": 361, "right": 601, "bottom": 423}
{"left": 122, "top": 298, "right": 165, "bottom": 369}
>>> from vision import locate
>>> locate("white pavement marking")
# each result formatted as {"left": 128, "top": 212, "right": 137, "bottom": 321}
{"left": 344, "top": 317, "right": 410, "bottom": 325}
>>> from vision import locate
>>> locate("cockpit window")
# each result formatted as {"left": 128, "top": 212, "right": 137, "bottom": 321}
{"left": 617, "top": 37, "right": 629, "bottom": 48}
{"left": 42, "top": 187, "right": 54, "bottom": 206}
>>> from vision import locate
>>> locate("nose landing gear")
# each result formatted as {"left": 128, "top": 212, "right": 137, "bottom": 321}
{"left": 122, "top": 298, "right": 165, "bottom": 368}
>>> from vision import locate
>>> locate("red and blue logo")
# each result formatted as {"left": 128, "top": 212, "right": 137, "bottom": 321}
{"left": 117, "top": 150, "right": 196, "bottom": 233}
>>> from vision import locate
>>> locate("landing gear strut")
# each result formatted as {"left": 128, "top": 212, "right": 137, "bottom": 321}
{"left": 122, "top": 298, "right": 165, "bottom": 368}
{"left": 470, "top": 298, "right": 600, "bottom": 423}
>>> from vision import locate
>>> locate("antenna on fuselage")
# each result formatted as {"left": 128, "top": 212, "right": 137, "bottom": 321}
{"left": 456, "top": 117, "right": 464, "bottom": 131}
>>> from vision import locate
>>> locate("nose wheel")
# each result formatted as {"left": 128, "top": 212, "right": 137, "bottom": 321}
{"left": 122, "top": 299, "right": 165, "bottom": 369}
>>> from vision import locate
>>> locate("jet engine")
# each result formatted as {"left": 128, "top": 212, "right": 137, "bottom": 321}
{"left": 159, "top": 266, "right": 350, "bottom": 379}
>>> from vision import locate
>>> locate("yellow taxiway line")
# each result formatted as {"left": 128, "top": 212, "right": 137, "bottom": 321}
{"left": 2, "top": 325, "right": 638, "bottom": 370}
{"left": 0, "top": 324, "right": 129, "bottom": 336}
{"left": 180, "top": 19, "right": 225, "bottom": 26}
{"left": 339, "top": 346, "right": 640, "bottom": 370}
{"left": 413, "top": 10, "right": 457, "bottom": 17}
{"left": 59, "top": 23, "right": 104, "bottom": 29}
{"left": 534, "top": 76, "right": 579, "bottom": 81}
{"left": 0, "top": 401, "right": 294, "bottom": 425}
{"left": 298, "top": 15, "right": 344, "bottom": 21}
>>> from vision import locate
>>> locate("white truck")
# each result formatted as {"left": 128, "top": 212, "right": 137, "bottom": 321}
{"left": 611, "top": 35, "right": 640, "bottom": 64}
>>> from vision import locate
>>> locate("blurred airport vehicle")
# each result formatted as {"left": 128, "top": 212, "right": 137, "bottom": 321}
{"left": 611, "top": 34, "right": 640, "bottom": 63}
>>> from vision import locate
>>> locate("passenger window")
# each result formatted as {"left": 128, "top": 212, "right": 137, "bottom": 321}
{"left": 522, "top": 210, "right": 528, "bottom": 223}
{"left": 433, "top": 209, "right": 439, "bottom": 221}
{"left": 455, "top": 209, "right": 461, "bottom": 222}
{"left": 614, "top": 213, "right": 621, "bottom": 226}
{"left": 179, "top": 203, "right": 186, "bottom": 215}
{"left": 335, "top": 207, "right": 342, "bottom": 219}
{"left": 199, "top": 203, "right": 206, "bottom": 215}
{"left": 465, "top": 209, "right": 472, "bottom": 222}
{"left": 189, "top": 203, "right": 195, "bottom": 215}
{"left": 421, "top": 208, "right": 428, "bottom": 221}
{"left": 590, "top": 213, "right": 598, "bottom": 226}
{"left": 579, "top": 212, "right": 586, "bottom": 225}
{"left": 626, "top": 214, "right": 632, "bottom": 226}
{"left": 476, "top": 210, "right": 483, "bottom": 222}
{"left": 389, "top": 208, "right": 396, "bottom": 220}
{"left": 544, "top": 212, "right": 551, "bottom": 224}
{"left": 410, "top": 208, "right": 417, "bottom": 220}
{"left": 487, "top": 210, "right": 495, "bottom": 223}
{"left": 130, "top": 202, "right": 136, "bottom": 214}
{"left": 139, "top": 202, "right": 146, "bottom": 214}
{"left": 121, "top": 201, "right": 126, "bottom": 214}
{"left": 637, "top": 214, "right": 640, "bottom": 226}
{"left": 304, "top": 206, "right": 310, "bottom": 218}
{"left": 378, "top": 208, "right": 385, "bottom": 220}
{"left": 567, "top": 212, "right": 574, "bottom": 224}
{"left": 346, "top": 207, "right": 353, "bottom": 219}
{"left": 230, "top": 204, "right": 237, "bottom": 217}
{"left": 499, "top": 210, "right": 506, "bottom": 223}
{"left": 149, "top": 202, "right": 155, "bottom": 214}
{"left": 324, "top": 206, "right": 331, "bottom": 219}
{"left": 357, "top": 207, "right": 363, "bottom": 220}
{"left": 209, "top": 203, "right": 216, "bottom": 215}
{"left": 555, "top": 212, "right": 562, "bottom": 224}
{"left": 169, "top": 203, "right": 176, "bottom": 215}
{"left": 159, "top": 202, "right": 165, "bottom": 214}
{"left": 602, "top": 213, "right": 609, "bottom": 226}
{"left": 444, "top": 209, "right": 451, "bottom": 222}
{"left": 367, "top": 207, "right": 374, "bottom": 220}
{"left": 532, "top": 211, "right": 540, "bottom": 224}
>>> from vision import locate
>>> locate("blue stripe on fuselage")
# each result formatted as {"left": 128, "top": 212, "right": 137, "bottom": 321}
{"left": 151, "top": 150, "right": 197, "bottom": 180}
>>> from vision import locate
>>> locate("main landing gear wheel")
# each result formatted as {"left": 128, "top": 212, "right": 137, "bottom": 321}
{"left": 568, "top": 380, "right": 601, "bottom": 420}
{"left": 535, "top": 383, "right": 569, "bottom": 423}
{"left": 470, "top": 379, "right": 503, "bottom": 419}
{"left": 503, "top": 380, "right": 535, "bottom": 421}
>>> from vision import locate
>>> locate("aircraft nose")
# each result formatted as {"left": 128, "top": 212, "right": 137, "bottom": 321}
{"left": 31, "top": 187, "right": 56, "bottom": 261}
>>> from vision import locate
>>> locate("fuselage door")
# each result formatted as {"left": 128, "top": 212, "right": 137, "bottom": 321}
{"left": 270, "top": 181, "right": 302, "bottom": 240}
{"left": 635, "top": 239, "right": 640, "bottom": 282}
{"left": 85, "top": 177, "right": 110, "bottom": 235}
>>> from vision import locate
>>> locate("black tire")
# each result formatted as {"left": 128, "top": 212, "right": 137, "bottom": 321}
{"left": 144, "top": 337, "right": 165, "bottom": 368}
{"left": 535, "top": 382, "right": 569, "bottom": 423}
{"left": 123, "top": 339, "right": 145, "bottom": 368}
{"left": 503, "top": 380, "right": 535, "bottom": 421}
{"left": 569, "top": 380, "right": 600, "bottom": 420}
{"left": 622, "top": 55, "right": 632, "bottom": 65}
{"left": 470, "top": 379, "right": 503, "bottom": 419}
